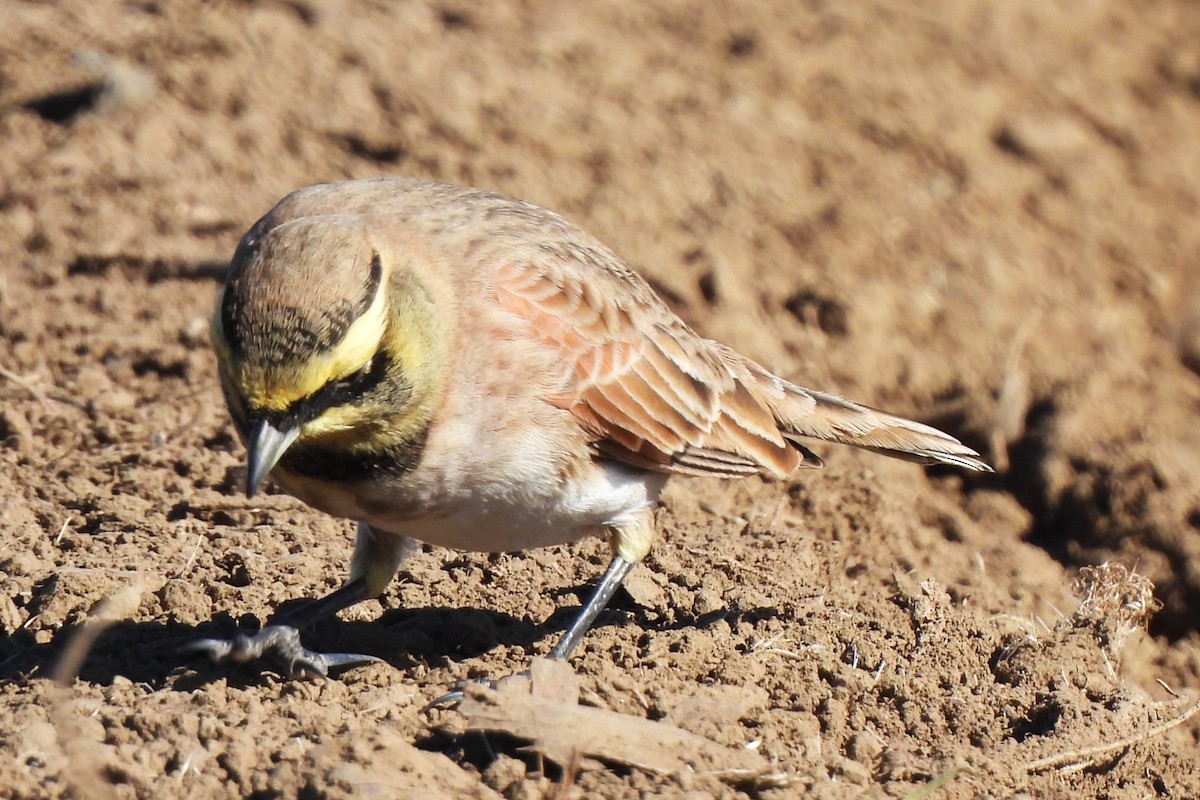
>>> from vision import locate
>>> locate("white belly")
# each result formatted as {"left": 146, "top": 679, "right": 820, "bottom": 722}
{"left": 275, "top": 459, "right": 667, "bottom": 554}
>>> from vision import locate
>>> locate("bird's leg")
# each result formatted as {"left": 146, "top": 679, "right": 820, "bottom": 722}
{"left": 428, "top": 508, "right": 654, "bottom": 708}
{"left": 547, "top": 505, "right": 654, "bottom": 661}
{"left": 187, "top": 524, "right": 413, "bottom": 678}
{"left": 546, "top": 554, "right": 635, "bottom": 660}
{"left": 271, "top": 577, "right": 370, "bottom": 630}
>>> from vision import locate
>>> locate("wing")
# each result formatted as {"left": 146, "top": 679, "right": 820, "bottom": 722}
{"left": 490, "top": 253, "right": 814, "bottom": 478}
{"left": 490, "top": 247, "right": 990, "bottom": 477}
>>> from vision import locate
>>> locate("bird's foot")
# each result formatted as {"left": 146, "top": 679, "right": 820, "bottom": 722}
{"left": 185, "top": 624, "right": 382, "bottom": 679}
{"left": 423, "top": 676, "right": 499, "bottom": 711}
{"left": 424, "top": 657, "right": 578, "bottom": 711}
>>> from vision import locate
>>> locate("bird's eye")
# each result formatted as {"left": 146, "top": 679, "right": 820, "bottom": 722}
{"left": 325, "top": 356, "right": 385, "bottom": 402}
{"left": 274, "top": 353, "right": 389, "bottom": 429}
{"left": 341, "top": 357, "right": 374, "bottom": 388}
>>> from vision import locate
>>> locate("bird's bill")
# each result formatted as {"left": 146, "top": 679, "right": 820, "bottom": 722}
{"left": 245, "top": 419, "right": 300, "bottom": 498}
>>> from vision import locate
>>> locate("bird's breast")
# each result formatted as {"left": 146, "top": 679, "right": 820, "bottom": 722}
{"left": 273, "top": 455, "right": 665, "bottom": 554}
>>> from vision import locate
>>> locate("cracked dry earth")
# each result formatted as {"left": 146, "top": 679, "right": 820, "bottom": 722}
{"left": 3, "top": 1, "right": 1200, "bottom": 798}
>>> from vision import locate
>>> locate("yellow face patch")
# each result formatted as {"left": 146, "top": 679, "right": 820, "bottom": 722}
{"left": 299, "top": 402, "right": 373, "bottom": 438}
{"left": 212, "top": 257, "right": 449, "bottom": 460}
{"left": 230, "top": 283, "right": 390, "bottom": 413}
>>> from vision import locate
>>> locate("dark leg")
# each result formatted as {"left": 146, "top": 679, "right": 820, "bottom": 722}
{"left": 186, "top": 576, "right": 380, "bottom": 678}
{"left": 273, "top": 578, "right": 368, "bottom": 629}
{"left": 547, "top": 554, "right": 635, "bottom": 660}
{"left": 426, "top": 554, "right": 636, "bottom": 709}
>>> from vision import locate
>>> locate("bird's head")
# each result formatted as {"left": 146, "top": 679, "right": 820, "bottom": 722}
{"left": 211, "top": 214, "right": 444, "bottom": 496}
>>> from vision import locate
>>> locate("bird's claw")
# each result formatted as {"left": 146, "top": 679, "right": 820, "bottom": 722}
{"left": 423, "top": 676, "right": 502, "bottom": 711}
{"left": 185, "top": 624, "right": 382, "bottom": 679}
{"left": 423, "top": 662, "right": 562, "bottom": 711}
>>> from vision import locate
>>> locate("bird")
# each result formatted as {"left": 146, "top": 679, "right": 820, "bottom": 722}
{"left": 189, "top": 176, "right": 990, "bottom": 686}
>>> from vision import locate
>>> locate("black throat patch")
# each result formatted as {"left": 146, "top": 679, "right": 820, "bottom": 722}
{"left": 279, "top": 418, "right": 431, "bottom": 484}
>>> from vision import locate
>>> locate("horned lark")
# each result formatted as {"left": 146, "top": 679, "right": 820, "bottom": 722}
{"left": 191, "top": 177, "right": 989, "bottom": 682}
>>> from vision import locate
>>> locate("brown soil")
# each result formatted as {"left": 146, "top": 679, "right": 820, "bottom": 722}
{"left": 3, "top": 1, "right": 1200, "bottom": 797}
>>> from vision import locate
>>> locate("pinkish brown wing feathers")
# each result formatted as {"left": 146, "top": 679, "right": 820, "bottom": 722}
{"left": 491, "top": 260, "right": 808, "bottom": 477}
{"left": 491, "top": 257, "right": 990, "bottom": 478}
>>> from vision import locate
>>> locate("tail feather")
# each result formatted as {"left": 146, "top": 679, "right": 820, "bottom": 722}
{"left": 773, "top": 383, "right": 992, "bottom": 473}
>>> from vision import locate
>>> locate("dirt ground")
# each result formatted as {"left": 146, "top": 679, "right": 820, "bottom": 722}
{"left": 3, "top": 1, "right": 1200, "bottom": 797}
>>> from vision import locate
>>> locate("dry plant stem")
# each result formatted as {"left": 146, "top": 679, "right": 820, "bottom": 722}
{"left": 0, "top": 364, "right": 55, "bottom": 410}
{"left": 175, "top": 532, "right": 205, "bottom": 578}
{"left": 988, "top": 312, "right": 1039, "bottom": 472}
{"left": 0, "top": 364, "right": 84, "bottom": 409}
{"left": 53, "top": 584, "right": 144, "bottom": 687}
{"left": 546, "top": 750, "right": 583, "bottom": 800}
{"left": 50, "top": 585, "right": 146, "bottom": 800}
{"left": 1023, "top": 693, "right": 1200, "bottom": 774}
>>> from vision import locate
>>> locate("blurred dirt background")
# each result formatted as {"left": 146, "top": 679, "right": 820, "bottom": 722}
{"left": 3, "top": 1, "right": 1200, "bottom": 797}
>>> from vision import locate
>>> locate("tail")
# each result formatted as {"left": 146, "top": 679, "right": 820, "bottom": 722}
{"left": 769, "top": 379, "right": 992, "bottom": 473}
